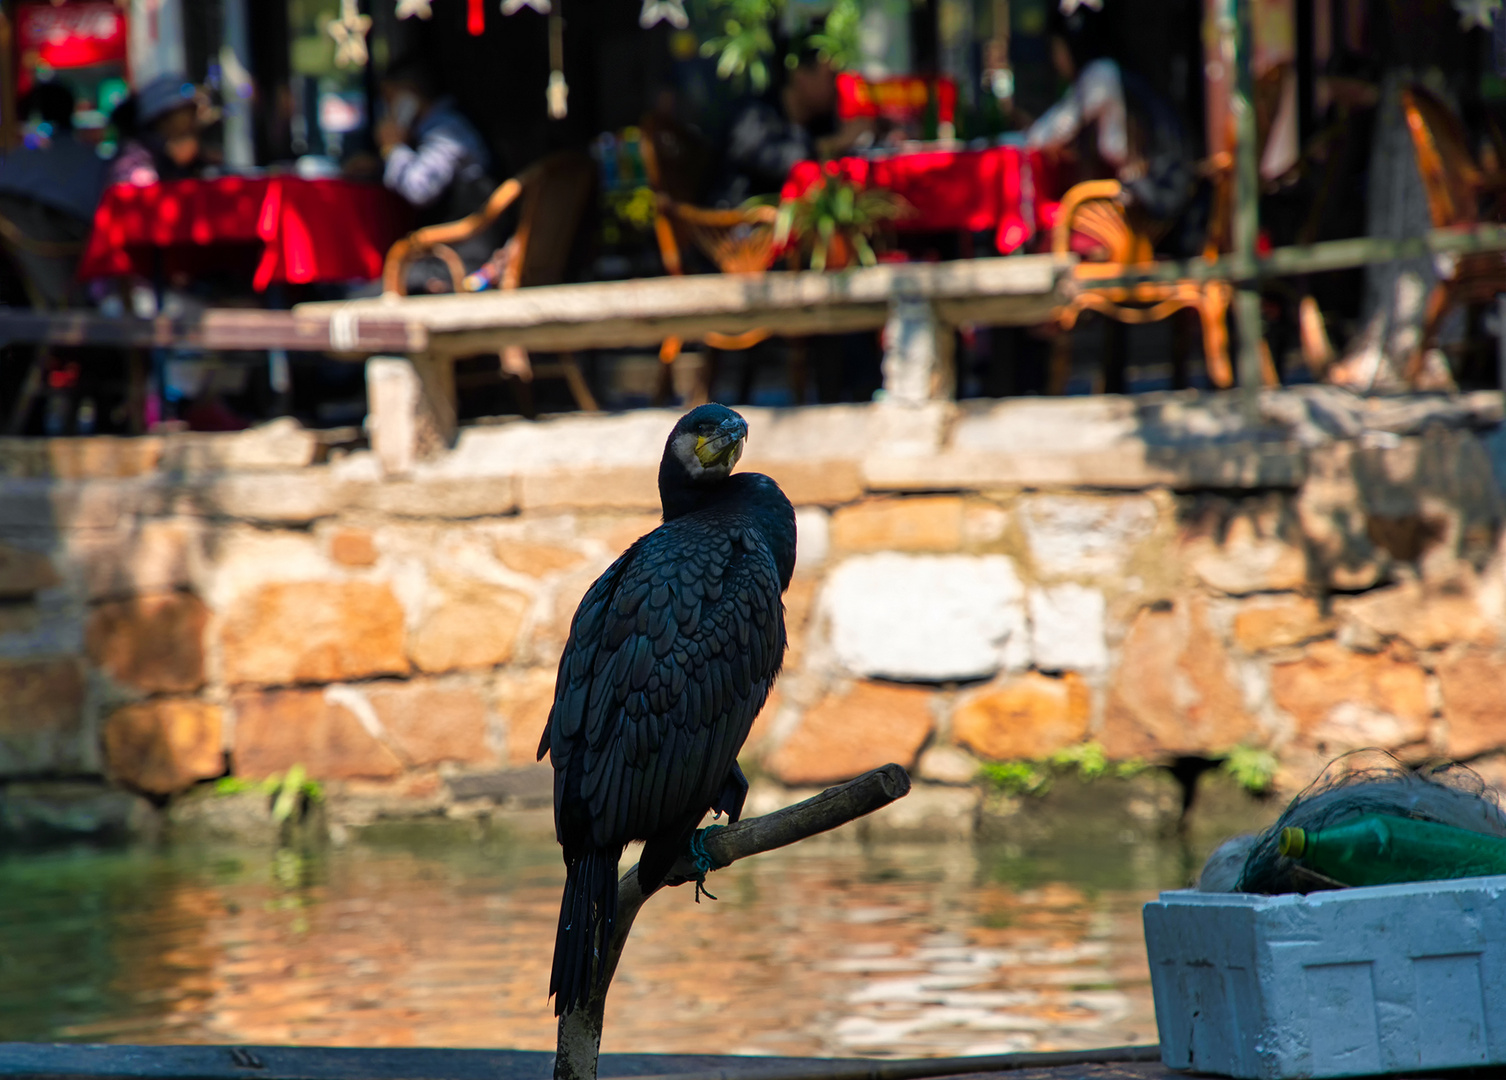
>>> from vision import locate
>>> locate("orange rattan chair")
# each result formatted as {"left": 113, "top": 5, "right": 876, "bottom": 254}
{"left": 1048, "top": 65, "right": 1289, "bottom": 391}
{"left": 1399, "top": 82, "right": 1506, "bottom": 384}
{"left": 640, "top": 114, "right": 797, "bottom": 406}
{"left": 382, "top": 151, "right": 598, "bottom": 412}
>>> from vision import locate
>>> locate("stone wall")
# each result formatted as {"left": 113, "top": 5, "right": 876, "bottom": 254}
{"left": 0, "top": 384, "right": 1503, "bottom": 840}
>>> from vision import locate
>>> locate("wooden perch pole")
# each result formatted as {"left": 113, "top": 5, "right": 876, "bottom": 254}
{"left": 554, "top": 764, "right": 914, "bottom": 1080}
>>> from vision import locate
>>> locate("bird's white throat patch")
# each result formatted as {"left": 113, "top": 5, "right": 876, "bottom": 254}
{"left": 672, "top": 431, "right": 739, "bottom": 480}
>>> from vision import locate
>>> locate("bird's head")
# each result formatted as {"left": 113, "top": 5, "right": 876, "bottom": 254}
{"left": 664, "top": 403, "right": 748, "bottom": 484}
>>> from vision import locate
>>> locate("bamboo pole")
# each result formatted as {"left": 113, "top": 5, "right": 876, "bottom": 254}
{"left": 1227, "top": 0, "right": 1262, "bottom": 415}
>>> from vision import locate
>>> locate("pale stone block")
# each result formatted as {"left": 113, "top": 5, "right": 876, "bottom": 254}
{"left": 349, "top": 476, "right": 517, "bottom": 519}
{"left": 793, "top": 506, "right": 829, "bottom": 574}
{"left": 822, "top": 553, "right": 1029, "bottom": 681}
{"left": 1019, "top": 494, "right": 1158, "bottom": 577}
{"left": 182, "top": 471, "right": 345, "bottom": 524}
{"left": 159, "top": 417, "right": 317, "bottom": 474}
{"left": 1029, "top": 583, "right": 1108, "bottom": 673}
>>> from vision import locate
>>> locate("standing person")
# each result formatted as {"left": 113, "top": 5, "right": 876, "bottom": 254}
{"left": 1025, "top": 6, "right": 1194, "bottom": 232}
{"left": 106, "top": 74, "right": 212, "bottom": 187}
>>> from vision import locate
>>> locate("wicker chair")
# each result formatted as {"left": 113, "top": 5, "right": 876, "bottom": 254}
{"left": 382, "top": 151, "right": 598, "bottom": 413}
{"left": 1048, "top": 65, "right": 1289, "bottom": 391}
{"left": 1399, "top": 82, "right": 1506, "bottom": 384}
{"left": 640, "top": 114, "right": 795, "bottom": 406}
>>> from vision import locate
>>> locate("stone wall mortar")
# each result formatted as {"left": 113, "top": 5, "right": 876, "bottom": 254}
{"left": 0, "top": 388, "right": 1500, "bottom": 828}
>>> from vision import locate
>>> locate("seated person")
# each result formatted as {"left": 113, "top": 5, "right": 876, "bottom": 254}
{"left": 1025, "top": 6, "right": 1194, "bottom": 237}
{"left": 369, "top": 53, "right": 498, "bottom": 289}
{"left": 106, "top": 74, "right": 212, "bottom": 187}
{"left": 714, "top": 47, "right": 873, "bottom": 207}
{"left": 0, "top": 82, "right": 106, "bottom": 307}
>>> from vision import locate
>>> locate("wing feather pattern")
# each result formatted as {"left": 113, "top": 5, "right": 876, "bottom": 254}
{"left": 545, "top": 513, "right": 785, "bottom": 853}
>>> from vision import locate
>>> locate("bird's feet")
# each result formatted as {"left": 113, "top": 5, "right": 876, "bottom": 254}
{"left": 688, "top": 825, "right": 727, "bottom": 903}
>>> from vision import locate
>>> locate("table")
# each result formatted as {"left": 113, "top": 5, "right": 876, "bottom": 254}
{"left": 79, "top": 176, "right": 411, "bottom": 291}
{"left": 781, "top": 145, "right": 1058, "bottom": 255}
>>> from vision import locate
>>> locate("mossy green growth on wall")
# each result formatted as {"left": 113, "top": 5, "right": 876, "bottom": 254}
{"left": 978, "top": 743, "right": 1147, "bottom": 796}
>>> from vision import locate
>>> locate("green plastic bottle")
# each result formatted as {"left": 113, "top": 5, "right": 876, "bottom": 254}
{"left": 1278, "top": 813, "right": 1506, "bottom": 887}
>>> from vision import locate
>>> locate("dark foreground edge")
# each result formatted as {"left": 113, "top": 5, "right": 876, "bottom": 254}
{"left": 0, "top": 1044, "right": 1163, "bottom": 1080}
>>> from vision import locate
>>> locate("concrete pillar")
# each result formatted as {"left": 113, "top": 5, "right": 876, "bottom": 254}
{"left": 882, "top": 296, "right": 954, "bottom": 405}
{"left": 366, "top": 355, "right": 459, "bottom": 475}
{"left": 366, "top": 357, "right": 420, "bottom": 477}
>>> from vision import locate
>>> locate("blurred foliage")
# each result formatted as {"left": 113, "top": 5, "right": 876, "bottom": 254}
{"left": 1222, "top": 745, "right": 1278, "bottom": 794}
{"left": 700, "top": 0, "right": 782, "bottom": 92}
{"left": 979, "top": 742, "right": 1148, "bottom": 797}
{"left": 216, "top": 763, "right": 324, "bottom": 824}
{"left": 804, "top": 0, "right": 862, "bottom": 70}
{"left": 697, "top": 0, "right": 862, "bottom": 92}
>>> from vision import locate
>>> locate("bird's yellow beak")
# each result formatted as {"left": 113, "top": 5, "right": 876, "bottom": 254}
{"left": 694, "top": 432, "right": 744, "bottom": 469}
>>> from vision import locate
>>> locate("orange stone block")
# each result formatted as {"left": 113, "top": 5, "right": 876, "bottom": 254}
{"left": 1101, "top": 596, "right": 1259, "bottom": 760}
{"left": 0, "top": 543, "right": 58, "bottom": 599}
{"left": 830, "top": 496, "right": 965, "bottom": 553}
{"left": 409, "top": 583, "right": 530, "bottom": 673}
{"left": 494, "top": 539, "right": 585, "bottom": 578}
{"left": 1232, "top": 596, "right": 1333, "bottom": 653}
{"left": 86, "top": 591, "right": 209, "bottom": 694}
{"left": 366, "top": 680, "right": 492, "bottom": 767}
{"left": 951, "top": 672, "right": 1091, "bottom": 761}
{"left": 104, "top": 699, "right": 224, "bottom": 795}
{"left": 231, "top": 688, "right": 404, "bottom": 780}
{"left": 1270, "top": 640, "right": 1430, "bottom": 755}
{"left": 765, "top": 681, "right": 935, "bottom": 786}
{"left": 496, "top": 667, "right": 557, "bottom": 766}
{"left": 1438, "top": 652, "right": 1506, "bottom": 760}
{"left": 221, "top": 581, "right": 409, "bottom": 687}
{"left": 0, "top": 658, "right": 85, "bottom": 774}
{"left": 330, "top": 529, "right": 378, "bottom": 567}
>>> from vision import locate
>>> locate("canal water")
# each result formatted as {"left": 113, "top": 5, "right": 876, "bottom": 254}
{"left": 0, "top": 825, "right": 1208, "bottom": 1058}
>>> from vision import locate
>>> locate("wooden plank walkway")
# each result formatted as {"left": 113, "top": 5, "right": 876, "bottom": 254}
{"left": 0, "top": 1044, "right": 1165, "bottom": 1080}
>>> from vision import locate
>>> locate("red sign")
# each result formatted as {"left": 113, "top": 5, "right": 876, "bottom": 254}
{"left": 16, "top": 2, "right": 127, "bottom": 90}
{"left": 837, "top": 73, "right": 958, "bottom": 128}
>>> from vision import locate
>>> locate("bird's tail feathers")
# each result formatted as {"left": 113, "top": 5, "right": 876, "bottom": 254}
{"left": 550, "top": 846, "right": 618, "bottom": 1017}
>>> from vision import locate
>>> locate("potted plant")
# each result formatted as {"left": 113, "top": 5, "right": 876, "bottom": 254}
{"left": 770, "top": 171, "right": 907, "bottom": 270}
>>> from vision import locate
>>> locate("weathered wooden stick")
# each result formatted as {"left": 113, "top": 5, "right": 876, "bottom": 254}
{"left": 553, "top": 764, "right": 913, "bottom": 1080}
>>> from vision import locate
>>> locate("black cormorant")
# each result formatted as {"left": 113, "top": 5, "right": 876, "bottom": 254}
{"left": 539, "top": 403, "right": 797, "bottom": 1016}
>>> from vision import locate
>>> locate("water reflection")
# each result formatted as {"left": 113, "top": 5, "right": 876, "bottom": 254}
{"left": 0, "top": 830, "right": 1197, "bottom": 1057}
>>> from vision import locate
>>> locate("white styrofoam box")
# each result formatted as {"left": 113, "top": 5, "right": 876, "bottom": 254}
{"left": 1143, "top": 875, "right": 1506, "bottom": 1079}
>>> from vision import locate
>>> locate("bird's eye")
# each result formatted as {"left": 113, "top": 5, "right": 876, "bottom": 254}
{"left": 697, "top": 424, "right": 716, "bottom": 435}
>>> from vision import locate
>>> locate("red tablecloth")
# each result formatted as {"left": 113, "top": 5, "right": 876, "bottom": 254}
{"left": 79, "top": 176, "right": 411, "bottom": 291}
{"left": 781, "top": 146, "right": 1050, "bottom": 255}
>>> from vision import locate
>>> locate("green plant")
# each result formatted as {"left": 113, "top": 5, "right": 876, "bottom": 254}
{"left": 216, "top": 764, "right": 324, "bottom": 824}
{"left": 1049, "top": 741, "right": 1109, "bottom": 781}
{"left": 700, "top": 0, "right": 781, "bottom": 91}
{"left": 771, "top": 173, "right": 906, "bottom": 270}
{"left": 978, "top": 760, "right": 1051, "bottom": 796}
{"left": 978, "top": 742, "right": 1148, "bottom": 797}
{"left": 1223, "top": 745, "right": 1278, "bottom": 794}
{"left": 804, "top": 0, "right": 862, "bottom": 69}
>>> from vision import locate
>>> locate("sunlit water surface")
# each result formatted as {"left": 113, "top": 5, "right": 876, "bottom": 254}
{"left": 0, "top": 827, "right": 1204, "bottom": 1058}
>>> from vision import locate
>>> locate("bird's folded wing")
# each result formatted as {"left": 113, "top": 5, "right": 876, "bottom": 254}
{"left": 550, "top": 520, "right": 785, "bottom": 845}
